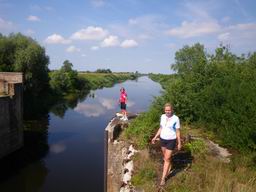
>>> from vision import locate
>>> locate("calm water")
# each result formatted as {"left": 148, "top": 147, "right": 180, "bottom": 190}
{"left": 0, "top": 76, "right": 162, "bottom": 192}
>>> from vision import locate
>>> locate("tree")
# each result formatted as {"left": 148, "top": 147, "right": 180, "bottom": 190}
{"left": 61, "top": 60, "right": 73, "bottom": 72}
{"left": 0, "top": 33, "right": 50, "bottom": 96}
{"left": 49, "top": 60, "right": 84, "bottom": 95}
{"left": 172, "top": 43, "right": 207, "bottom": 76}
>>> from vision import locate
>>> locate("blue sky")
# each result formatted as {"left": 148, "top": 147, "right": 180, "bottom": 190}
{"left": 1, "top": 0, "right": 256, "bottom": 74}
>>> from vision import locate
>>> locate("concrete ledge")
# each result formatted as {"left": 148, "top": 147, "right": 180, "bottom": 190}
{"left": 105, "top": 112, "right": 138, "bottom": 192}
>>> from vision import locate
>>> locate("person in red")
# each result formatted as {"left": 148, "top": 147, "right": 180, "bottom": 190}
{"left": 119, "top": 87, "right": 128, "bottom": 121}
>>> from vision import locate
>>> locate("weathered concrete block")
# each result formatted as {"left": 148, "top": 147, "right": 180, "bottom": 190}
{"left": 0, "top": 72, "right": 23, "bottom": 159}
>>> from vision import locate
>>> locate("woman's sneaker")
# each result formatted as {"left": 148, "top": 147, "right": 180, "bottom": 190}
{"left": 123, "top": 116, "right": 128, "bottom": 121}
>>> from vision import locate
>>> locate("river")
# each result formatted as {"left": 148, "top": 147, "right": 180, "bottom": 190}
{"left": 0, "top": 76, "right": 162, "bottom": 192}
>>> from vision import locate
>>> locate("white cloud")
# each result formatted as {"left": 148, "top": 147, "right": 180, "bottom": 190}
{"left": 218, "top": 32, "right": 230, "bottom": 41}
{"left": 145, "top": 58, "right": 152, "bottom": 63}
{"left": 221, "top": 16, "right": 231, "bottom": 23}
{"left": 182, "top": 2, "right": 213, "bottom": 21}
{"left": 81, "top": 54, "right": 87, "bottom": 57}
{"left": 222, "top": 23, "right": 256, "bottom": 46}
{"left": 101, "top": 35, "right": 120, "bottom": 47}
{"left": 99, "top": 97, "right": 116, "bottom": 109}
{"left": 75, "top": 103, "right": 105, "bottom": 117}
{"left": 91, "top": 0, "right": 105, "bottom": 7}
{"left": 71, "top": 26, "right": 108, "bottom": 40}
{"left": 27, "top": 15, "right": 40, "bottom": 21}
{"left": 50, "top": 143, "right": 66, "bottom": 154}
{"left": 167, "top": 20, "right": 221, "bottom": 38}
{"left": 25, "top": 29, "right": 35, "bottom": 35}
{"left": 0, "top": 17, "right": 14, "bottom": 31}
{"left": 127, "top": 15, "right": 168, "bottom": 39}
{"left": 228, "top": 23, "right": 256, "bottom": 31}
{"left": 128, "top": 19, "right": 137, "bottom": 25}
{"left": 30, "top": 5, "right": 54, "bottom": 12}
{"left": 91, "top": 46, "right": 99, "bottom": 51}
{"left": 120, "top": 39, "right": 138, "bottom": 48}
{"left": 45, "top": 34, "right": 71, "bottom": 44}
{"left": 66, "top": 45, "right": 80, "bottom": 53}
{"left": 45, "top": 6, "right": 54, "bottom": 11}
{"left": 127, "top": 100, "right": 135, "bottom": 108}
{"left": 167, "top": 43, "right": 176, "bottom": 49}
{"left": 137, "top": 34, "right": 151, "bottom": 40}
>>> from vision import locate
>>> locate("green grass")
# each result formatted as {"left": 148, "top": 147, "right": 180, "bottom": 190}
{"left": 78, "top": 72, "right": 136, "bottom": 90}
{"left": 125, "top": 105, "right": 256, "bottom": 191}
{"left": 184, "top": 140, "right": 206, "bottom": 155}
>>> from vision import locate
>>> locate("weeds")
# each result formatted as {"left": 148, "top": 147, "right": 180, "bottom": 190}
{"left": 184, "top": 140, "right": 206, "bottom": 155}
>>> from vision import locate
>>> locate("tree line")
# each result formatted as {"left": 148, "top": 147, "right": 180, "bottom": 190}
{"left": 0, "top": 33, "right": 139, "bottom": 97}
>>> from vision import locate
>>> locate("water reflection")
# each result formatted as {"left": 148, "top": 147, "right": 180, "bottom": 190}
{"left": 98, "top": 97, "right": 116, "bottom": 110}
{"left": 0, "top": 76, "right": 162, "bottom": 192}
{"left": 0, "top": 115, "right": 50, "bottom": 192}
{"left": 50, "top": 143, "right": 67, "bottom": 154}
{"left": 75, "top": 103, "right": 106, "bottom": 117}
{"left": 50, "top": 91, "right": 90, "bottom": 118}
{"left": 127, "top": 100, "right": 135, "bottom": 108}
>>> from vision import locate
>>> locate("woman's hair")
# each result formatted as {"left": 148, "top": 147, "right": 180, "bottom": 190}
{"left": 120, "top": 87, "right": 125, "bottom": 92}
{"left": 164, "top": 103, "right": 173, "bottom": 110}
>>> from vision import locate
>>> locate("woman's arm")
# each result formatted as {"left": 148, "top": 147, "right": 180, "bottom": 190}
{"left": 176, "top": 129, "right": 181, "bottom": 150}
{"left": 151, "top": 127, "right": 162, "bottom": 144}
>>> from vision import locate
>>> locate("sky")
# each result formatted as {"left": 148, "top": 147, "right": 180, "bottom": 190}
{"left": 0, "top": 0, "right": 256, "bottom": 74}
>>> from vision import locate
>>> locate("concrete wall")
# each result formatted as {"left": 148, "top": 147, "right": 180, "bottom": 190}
{"left": 0, "top": 80, "right": 7, "bottom": 94}
{"left": 0, "top": 72, "right": 23, "bottom": 159}
{"left": 0, "top": 72, "right": 23, "bottom": 83}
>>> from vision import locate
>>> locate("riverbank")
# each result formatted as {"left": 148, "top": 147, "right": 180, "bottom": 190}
{"left": 78, "top": 72, "right": 139, "bottom": 90}
{"left": 118, "top": 71, "right": 256, "bottom": 191}
{"left": 121, "top": 124, "right": 256, "bottom": 191}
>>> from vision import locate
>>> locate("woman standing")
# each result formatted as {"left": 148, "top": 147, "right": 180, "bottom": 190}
{"left": 119, "top": 87, "right": 128, "bottom": 121}
{"left": 151, "top": 103, "right": 181, "bottom": 186}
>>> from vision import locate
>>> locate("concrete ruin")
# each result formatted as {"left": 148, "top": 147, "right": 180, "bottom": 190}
{"left": 105, "top": 113, "right": 138, "bottom": 192}
{"left": 0, "top": 72, "right": 23, "bottom": 159}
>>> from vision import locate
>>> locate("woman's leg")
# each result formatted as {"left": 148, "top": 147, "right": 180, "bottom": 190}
{"left": 161, "top": 146, "right": 166, "bottom": 157}
{"left": 160, "top": 148, "right": 173, "bottom": 184}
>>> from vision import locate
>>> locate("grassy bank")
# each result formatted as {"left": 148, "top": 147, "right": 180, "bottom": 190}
{"left": 124, "top": 124, "right": 256, "bottom": 191}
{"left": 124, "top": 105, "right": 256, "bottom": 191}
{"left": 78, "top": 72, "right": 138, "bottom": 90}
{"left": 123, "top": 44, "right": 256, "bottom": 191}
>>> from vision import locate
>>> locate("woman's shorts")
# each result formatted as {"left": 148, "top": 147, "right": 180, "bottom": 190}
{"left": 120, "top": 102, "right": 126, "bottom": 110}
{"left": 160, "top": 138, "right": 176, "bottom": 150}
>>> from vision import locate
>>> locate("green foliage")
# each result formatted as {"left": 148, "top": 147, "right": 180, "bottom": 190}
{"left": 49, "top": 60, "right": 88, "bottom": 95}
{"left": 0, "top": 33, "right": 50, "bottom": 96}
{"left": 133, "top": 43, "right": 256, "bottom": 152}
{"left": 61, "top": 60, "right": 73, "bottom": 72}
{"left": 163, "top": 43, "right": 256, "bottom": 151}
{"left": 172, "top": 43, "right": 207, "bottom": 76}
{"left": 184, "top": 140, "right": 206, "bottom": 155}
{"left": 78, "top": 72, "right": 137, "bottom": 90}
{"left": 95, "top": 68, "right": 112, "bottom": 73}
{"left": 131, "top": 166, "right": 156, "bottom": 186}
{"left": 125, "top": 98, "right": 163, "bottom": 148}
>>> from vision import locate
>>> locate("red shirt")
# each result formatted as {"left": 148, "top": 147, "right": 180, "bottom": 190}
{"left": 119, "top": 92, "right": 127, "bottom": 103}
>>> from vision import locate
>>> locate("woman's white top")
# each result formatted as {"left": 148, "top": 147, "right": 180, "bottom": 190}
{"left": 160, "top": 114, "right": 180, "bottom": 140}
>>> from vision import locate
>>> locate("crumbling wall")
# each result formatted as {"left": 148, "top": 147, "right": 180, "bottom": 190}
{"left": 0, "top": 72, "right": 23, "bottom": 159}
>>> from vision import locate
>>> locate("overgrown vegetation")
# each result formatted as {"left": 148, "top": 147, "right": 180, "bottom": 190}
{"left": 125, "top": 43, "right": 256, "bottom": 191}
{"left": 127, "top": 43, "right": 256, "bottom": 151}
{"left": 184, "top": 140, "right": 206, "bottom": 155}
{"left": 49, "top": 60, "right": 89, "bottom": 96}
{"left": 78, "top": 72, "right": 139, "bottom": 90}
